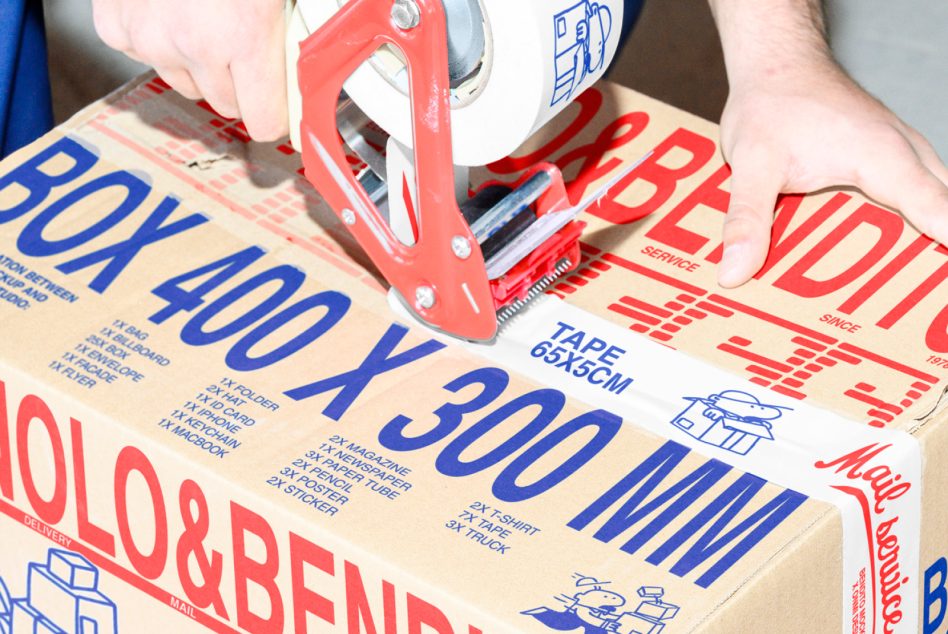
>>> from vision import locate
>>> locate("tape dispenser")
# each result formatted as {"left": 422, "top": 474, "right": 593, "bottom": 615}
{"left": 287, "top": 0, "right": 625, "bottom": 341}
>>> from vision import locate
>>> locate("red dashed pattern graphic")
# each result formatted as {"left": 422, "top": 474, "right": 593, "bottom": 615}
{"left": 557, "top": 242, "right": 942, "bottom": 427}
{"left": 87, "top": 78, "right": 383, "bottom": 293}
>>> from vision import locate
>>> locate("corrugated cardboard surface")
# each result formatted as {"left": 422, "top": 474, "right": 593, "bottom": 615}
{"left": 0, "top": 75, "right": 945, "bottom": 633}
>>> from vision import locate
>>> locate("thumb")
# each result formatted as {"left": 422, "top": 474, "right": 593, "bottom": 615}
{"left": 718, "top": 157, "right": 783, "bottom": 288}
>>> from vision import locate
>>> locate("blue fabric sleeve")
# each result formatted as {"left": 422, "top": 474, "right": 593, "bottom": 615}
{"left": 621, "top": 0, "right": 644, "bottom": 44}
{"left": 0, "top": 0, "right": 53, "bottom": 159}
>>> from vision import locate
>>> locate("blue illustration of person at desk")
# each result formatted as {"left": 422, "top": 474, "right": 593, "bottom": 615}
{"left": 523, "top": 576, "right": 679, "bottom": 634}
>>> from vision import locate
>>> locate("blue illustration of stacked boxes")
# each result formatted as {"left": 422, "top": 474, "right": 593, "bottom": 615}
{"left": 0, "top": 549, "right": 118, "bottom": 634}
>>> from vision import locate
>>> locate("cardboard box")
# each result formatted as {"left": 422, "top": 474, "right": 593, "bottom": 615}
{"left": 0, "top": 74, "right": 945, "bottom": 634}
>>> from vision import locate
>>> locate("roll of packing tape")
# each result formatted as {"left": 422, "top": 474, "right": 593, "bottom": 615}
{"left": 294, "top": 0, "right": 624, "bottom": 166}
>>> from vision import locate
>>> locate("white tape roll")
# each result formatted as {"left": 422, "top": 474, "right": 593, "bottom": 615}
{"left": 296, "top": 0, "right": 624, "bottom": 166}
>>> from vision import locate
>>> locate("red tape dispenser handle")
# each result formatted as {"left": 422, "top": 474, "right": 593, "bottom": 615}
{"left": 296, "top": 0, "right": 581, "bottom": 341}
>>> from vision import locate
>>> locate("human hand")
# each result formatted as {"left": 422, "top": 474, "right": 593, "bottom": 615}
{"left": 92, "top": 0, "right": 289, "bottom": 141}
{"left": 716, "top": 59, "right": 948, "bottom": 287}
{"left": 709, "top": 0, "right": 948, "bottom": 288}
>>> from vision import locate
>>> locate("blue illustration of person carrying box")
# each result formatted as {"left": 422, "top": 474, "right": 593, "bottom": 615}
{"left": 551, "top": 1, "right": 614, "bottom": 106}
{"left": 671, "top": 390, "right": 791, "bottom": 455}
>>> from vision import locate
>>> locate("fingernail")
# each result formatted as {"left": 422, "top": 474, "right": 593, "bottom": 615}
{"left": 718, "top": 243, "right": 748, "bottom": 288}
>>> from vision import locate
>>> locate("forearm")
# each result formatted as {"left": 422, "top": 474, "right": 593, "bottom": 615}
{"left": 707, "top": 0, "right": 835, "bottom": 90}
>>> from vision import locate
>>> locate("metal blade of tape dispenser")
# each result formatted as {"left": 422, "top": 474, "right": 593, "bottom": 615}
{"left": 484, "top": 153, "right": 652, "bottom": 328}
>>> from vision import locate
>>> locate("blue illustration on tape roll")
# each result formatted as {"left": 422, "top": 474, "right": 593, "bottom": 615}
{"left": 0, "top": 548, "right": 118, "bottom": 634}
{"left": 671, "top": 390, "right": 792, "bottom": 455}
{"left": 523, "top": 574, "right": 679, "bottom": 633}
{"left": 552, "top": 1, "right": 614, "bottom": 106}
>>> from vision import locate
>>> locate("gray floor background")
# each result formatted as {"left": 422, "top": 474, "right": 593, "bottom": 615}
{"left": 43, "top": 0, "right": 946, "bottom": 159}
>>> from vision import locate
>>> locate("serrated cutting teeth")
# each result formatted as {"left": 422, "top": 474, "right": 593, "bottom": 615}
{"left": 496, "top": 259, "right": 573, "bottom": 328}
